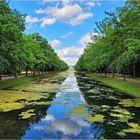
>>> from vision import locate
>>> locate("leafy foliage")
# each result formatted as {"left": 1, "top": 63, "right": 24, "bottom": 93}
{"left": 75, "top": 0, "right": 140, "bottom": 78}
{"left": 0, "top": 0, "right": 68, "bottom": 78}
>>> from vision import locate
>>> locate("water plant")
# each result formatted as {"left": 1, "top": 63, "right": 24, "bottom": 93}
{"left": 18, "top": 109, "right": 35, "bottom": 119}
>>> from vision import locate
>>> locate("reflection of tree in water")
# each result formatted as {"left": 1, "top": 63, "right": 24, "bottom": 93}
{"left": 0, "top": 99, "right": 51, "bottom": 139}
{"left": 76, "top": 73, "right": 140, "bottom": 139}
{"left": 0, "top": 77, "right": 67, "bottom": 139}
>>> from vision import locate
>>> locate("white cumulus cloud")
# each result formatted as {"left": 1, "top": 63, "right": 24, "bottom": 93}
{"left": 35, "top": 3, "right": 93, "bottom": 26}
{"left": 69, "top": 12, "right": 92, "bottom": 25}
{"left": 35, "top": 8, "right": 45, "bottom": 14}
{"left": 41, "top": 17, "right": 56, "bottom": 27}
{"left": 86, "top": 1, "right": 95, "bottom": 7}
{"left": 25, "top": 15, "right": 39, "bottom": 23}
{"left": 56, "top": 47, "right": 84, "bottom": 66}
{"left": 42, "top": 114, "right": 55, "bottom": 122}
{"left": 25, "top": 15, "right": 40, "bottom": 30}
{"left": 80, "top": 32, "right": 99, "bottom": 47}
{"left": 49, "top": 39, "right": 61, "bottom": 47}
{"left": 80, "top": 33, "right": 92, "bottom": 47}
{"left": 57, "top": 47, "right": 83, "bottom": 58}
{"left": 61, "top": 0, "right": 73, "bottom": 5}
{"left": 34, "top": 117, "right": 90, "bottom": 137}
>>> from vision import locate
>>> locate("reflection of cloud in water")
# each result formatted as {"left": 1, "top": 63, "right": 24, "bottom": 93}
{"left": 34, "top": 114, "right": 90, "bottom": 137}
{"left": 61, "top": 73, "right": 80, "bottom": 91}
{"left": 75, "top": 118, "right": 89, "bottom": 127}
{"left": 32, "top": 73, "right": 92, "bottom": 138}
{"left": 50, "top": 118, "right": 81, "bottom": 136}
{"left": 55, "top": 73, "right": 80, "bottom": 99}
{"left": 42, "top": 114, "right": 55, "bottom": 122}
{"left": 54, "top": 73, "right": 85, "bottom": 104}
{"left": 80, "top": 94, "right": 86, "bottom": 103}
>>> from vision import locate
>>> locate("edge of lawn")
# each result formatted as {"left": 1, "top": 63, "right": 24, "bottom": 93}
{"left": 0, "top": 72, "right": 57, "bottom": 90}
{"left": 85, "top": 73, "right": 140, "bottom": 98}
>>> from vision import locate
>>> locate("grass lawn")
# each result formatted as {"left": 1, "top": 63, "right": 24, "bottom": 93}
{"left": 0, "top": 73, "right": 56, "bottom": 90}
{"left": 86, "top": 73, "right": 140, "bottom": 98}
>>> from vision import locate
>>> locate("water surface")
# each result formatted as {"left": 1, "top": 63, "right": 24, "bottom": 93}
{"left": 0, "top": 71, "right": 140, "bottom": 139}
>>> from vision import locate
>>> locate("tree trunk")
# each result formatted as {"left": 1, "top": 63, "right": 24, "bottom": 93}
{"left": 100, "top": 69, "right": 101, "bottom": 76}
{"left": 104, "top": 67, "right": 107, "bottom": 77}
{"left": 96, "top": 71, "right": 98, "bottom": 75}
{"left": 42, "top": 70, "right": 44, "bottom": 74}
{"left": 123, "top": 66, "right": 126, "bottom": 81}
{"left": 0, "top": 74, "right": 1, "bottom": 80}
{"left": 33, "top": 71, "right": 35, "bottom": 76}
{"left": 133, "top": 62, "right": 136, "bottom": 78}
{"left": 14, "top": 73, "right": 17, "bottom": 78}
{"left": 26, "top": 70, "right": 28, "bottom": 77}
{"left": 105, "top": 72, "right": 107, "bottom": 77}
{"left": 112, "top": 66, "right": 115, "bottom": 78}
{"left": 45, "top": 68, "right": 47, "bottom": 73}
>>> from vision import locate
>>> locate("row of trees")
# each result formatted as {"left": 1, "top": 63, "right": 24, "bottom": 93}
{"left": 0, "top": 1, "right": 68, "bottom": 79}
{"left": 75, "top": 0, "right": 140, "bottom": 80}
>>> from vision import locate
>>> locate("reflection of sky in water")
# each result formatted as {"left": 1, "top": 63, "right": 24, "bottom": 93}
{"left": 22, "top": 73, "right": 100, "bottom": 139}
{"left": 33, "top": 115, "right": 92, "bottom": 139}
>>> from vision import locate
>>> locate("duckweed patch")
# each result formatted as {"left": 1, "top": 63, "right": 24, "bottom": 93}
{"left": 0, "top": 90, "right": 52, "bottom": 112}
{"left": 90, "top": 105, "right": 101, "bottom": 110}
{"left": 107, "top": 121, "right": 115, "bottom": 126}
{"left": 110, "top": 112, "right": 132, "bottom": 123}
{"left": 19, "top": 109, "right": 35, "bottom": 119}
{"left": 123, "top": 123, "right": 140, "bottom": 134}
{"left": 110, "top": 108, "right": 134, "bottom": 122}
{"left": 101, "top": 105, "right": 110, "bottom": 109}
{"left": 119, "top": 99, "right": 140, "bottom": 107}
{"left": 0, "top": 102, "right": 25, "bottom": 112}
{"left": 7, "top": 72, "right": 67, "bottom": 93}
{"left": 66, "top": 105, "right": 92, "bottom": 118}
{"left": 14, "top": 83, "right": 62, "bottom": 93}
{"left": 87, "top": 114, "right": 104, "bottom": 122}
{"left": 88, "top": 89, "right": 101, "bottom": 94}
{"left": 66, "top": 106, "right": 104, "bottom": 123}
{"left": 107, "top": 95, "right": 118, "bottom": 100}
{"left": 117, "top": 131, "right": 126, "bottom": 137}
{"left": 0, "top": 71, "right": 68, "bottom": 112}
{"left": 0, "top": 90, "right": 50, "bottom": 103}
{"left": 112, "top": 108, "right": 131, "bottom": 115}
{"left": 118, "top": 123, "right": 140, "bottom": 136}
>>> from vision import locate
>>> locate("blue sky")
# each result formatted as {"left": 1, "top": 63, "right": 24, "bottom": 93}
{"left": 10, "top": 0, "right": 125, "bottom": 66}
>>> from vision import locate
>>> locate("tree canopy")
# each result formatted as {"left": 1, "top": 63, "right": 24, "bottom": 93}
{"left": 0, "top": 0, "right": 68, "bottom": 79}
{"left": 75, "top": 0, "right": 140, "bottom": 79}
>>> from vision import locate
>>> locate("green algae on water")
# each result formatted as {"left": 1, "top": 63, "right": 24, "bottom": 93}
{"left": 0, "top": 102, "right": 25, "bottom": 112}
{"left": 107, "top": 121, "right": 115, "bottom": 126}
{"left": 12, "top": 72, "right": 67, "bottom": 93}
{"left": 101, "top": 105, "right": 110, "bottom": 109}
{"left": 110, "top": 108, "right": 134, "bottom": 122}
{"left": 18, "top": 109, "right": 35, "bottom": 119}
{"left": 123, "top": 123, "right": 140, "bottom": 134}
{"left": 66, "top": 105, "right": 91, "bottom": 118}
{"left": 119, "top": 99, "right": 140, "bottom": 107}
{"left": 112, "top": 108, "right": 131, "bottom": 115}
{"left": 66, "top": 105, "right": 104, "bottom": 123}
{"left": 0, "top": 90, "right": 51, "bottom": 112}
{"left": 117, "top": 131, "right": 126, "bottom": 137}
{"left": 117, "top": 123, "right": 140, "bottom": 136}
{"left": 87, "top": 114, "right": 104, "bottom": 122}
{"left": 107, "top": 95, "right": 118, "bottom": 100}
{"left": 110, "top": 113, "right": 132, "bottom": 123}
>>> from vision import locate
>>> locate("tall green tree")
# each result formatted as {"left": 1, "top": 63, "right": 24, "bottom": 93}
{"left": 0, "top": 0, "right": 25, "bottom": 78}
{"left": 75, "top": 0, "right": 140, "bottom": 80}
